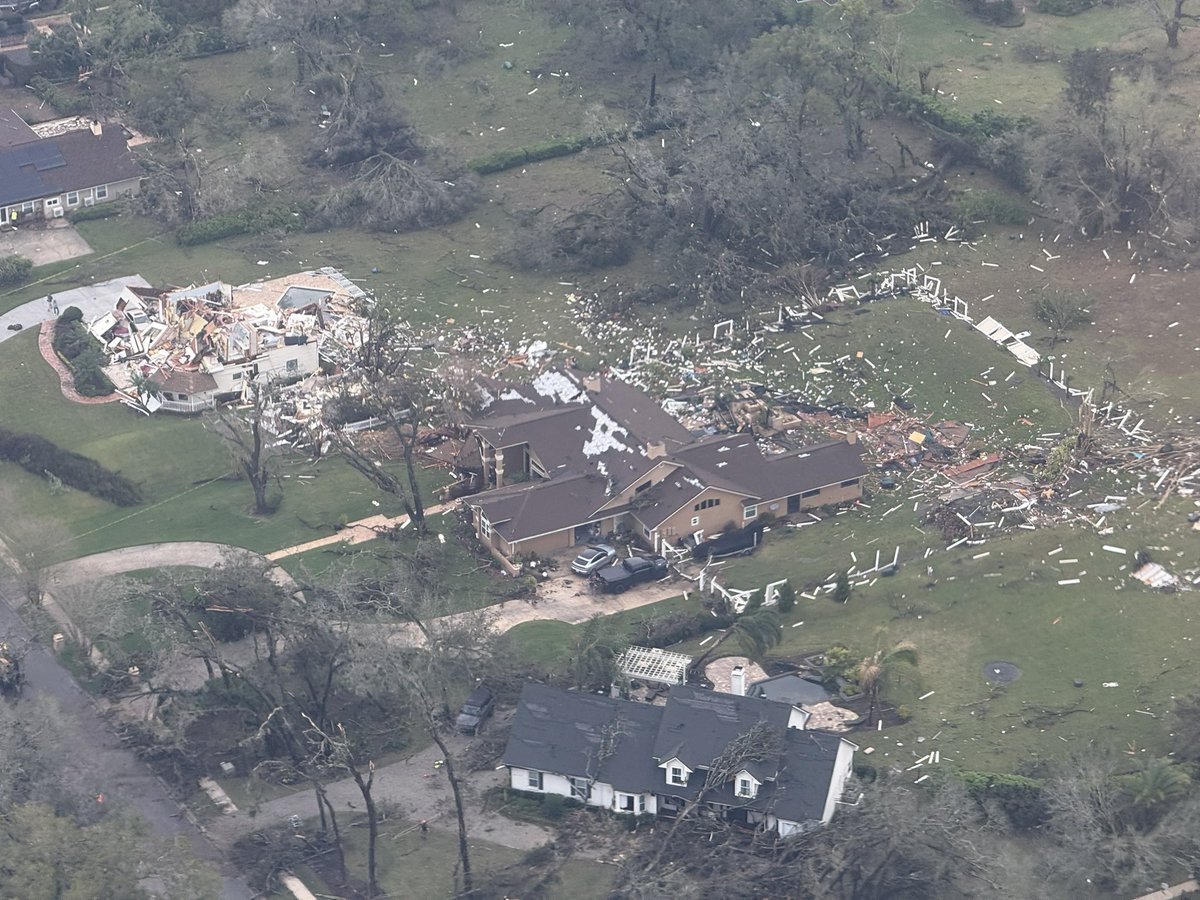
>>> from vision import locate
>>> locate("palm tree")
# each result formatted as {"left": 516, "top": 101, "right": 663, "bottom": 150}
{"left": 1121, "top": 758, "right": 1190, "bottom": 829}
{"left": 690, "top": 607, "right": 782, "bottom": 676}
{"left": 856, "top": 641, "right": 918, "bottom": 726}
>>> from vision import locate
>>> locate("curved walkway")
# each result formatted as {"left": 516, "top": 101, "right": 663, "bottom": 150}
{"left": 47, "top": 541, "right": 300, "bottom": 592}
{"left": 37, "top": 319, "right": 120, "bottom": 404}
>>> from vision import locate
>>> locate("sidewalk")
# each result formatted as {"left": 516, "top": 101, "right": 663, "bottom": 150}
{"left": 265, "top": 502, "right": 457, "bottom": 560}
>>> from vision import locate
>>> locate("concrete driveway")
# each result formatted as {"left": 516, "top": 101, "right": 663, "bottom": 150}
{"left": 0, "top": 220, "right": 93, "bottom": 266}
{"left": 0, "top": 273, "right": 149, "bottom": 344}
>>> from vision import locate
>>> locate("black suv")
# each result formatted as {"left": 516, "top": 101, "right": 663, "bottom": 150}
{"left": 592, "top": 555, "right": 669, "bottom": 593}
{"left": 455, "top": 686, "right": 494, "bottom": 735}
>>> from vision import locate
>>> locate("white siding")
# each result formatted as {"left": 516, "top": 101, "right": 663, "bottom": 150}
{"left": 820, "top": 739, "right": 858, "bottom": 824}
{"left": 507, "top": 768, "right": 655, "bottom": 815}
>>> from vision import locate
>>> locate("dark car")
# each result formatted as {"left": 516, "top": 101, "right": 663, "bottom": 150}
{"left": 592, "top": 555, "right": 669, "bottom": 593}
{"left": 692, "top": 525, "right": 763, "bottom": 561}
{"left": 570, "top": 543, "right": 618, "bottom": 576}
{"left": 455, "top": 686, "right": 494, "bottom": 735}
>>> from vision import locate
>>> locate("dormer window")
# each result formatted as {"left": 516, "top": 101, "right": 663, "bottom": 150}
{"left": 670, "top": 766, "right": 687, "bottom": 786}
{"left": 734, "top": 770, "right": 760, "bottom": 799}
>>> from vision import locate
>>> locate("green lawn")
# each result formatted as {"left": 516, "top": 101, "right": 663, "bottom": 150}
{"left": 0, "top": 329, "right": 428, "bottom": 558}
{"left": 295, "top": 816, "right": 615, "bottom": 900}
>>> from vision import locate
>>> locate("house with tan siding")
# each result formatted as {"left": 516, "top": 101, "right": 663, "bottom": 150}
{"left": 462, "top": 369, "right": 868, "bottom": 564}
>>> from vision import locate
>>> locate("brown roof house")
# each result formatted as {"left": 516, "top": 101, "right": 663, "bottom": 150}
{"left": 462, "top": 370, "right": 867, "bottom": 566}
{"left": 0, "top": 116, "right": 141, "bottom": 226}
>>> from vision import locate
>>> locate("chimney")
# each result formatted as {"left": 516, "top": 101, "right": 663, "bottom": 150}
{"left": 845, "top": 430, "right": 858, "bottom": 445}
{"left": 582, "top": 373, "right": 602, "bottom": 393}
{"left": 646, "top": 440, "right": 666, "bottom": 459}
{"left": 89, "top": 120, "right": 103, "bottom": 137}
{"left": 729, "top": 666, "right": 745, "bottom": 697}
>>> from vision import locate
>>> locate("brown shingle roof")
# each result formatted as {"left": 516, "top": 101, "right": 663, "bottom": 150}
{"left": 467, "top": 474, "right": 619, "bottom": 543}
{"left": 0, "top": 108, "right": 37, "bottom": 149}
{"left": 153, "top": 369, "right": 217, "bottom": 395}
{"left": 38, "top": 127, "right": 141, "bottom": 194}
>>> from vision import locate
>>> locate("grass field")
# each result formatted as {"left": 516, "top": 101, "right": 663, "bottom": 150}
{"left": 295, "top": 816, "right": 615, "bottom": 900}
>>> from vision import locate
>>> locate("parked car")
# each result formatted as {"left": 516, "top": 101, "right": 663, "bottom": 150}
{"left": 455, "top": 686, "right": 495, "bottom": 735}
{"left": 692, "top": 525, "right": 763, "bottom": 561}
{"left": 592, "top": 555, "right": 669, "bottom": 593}
{"left": 570, "top": 543, "right": 618, "bottom": 576}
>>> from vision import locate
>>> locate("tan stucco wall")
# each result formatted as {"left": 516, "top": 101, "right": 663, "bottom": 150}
{"left": 637, "top": 488, "right": 749, "bottom": 544}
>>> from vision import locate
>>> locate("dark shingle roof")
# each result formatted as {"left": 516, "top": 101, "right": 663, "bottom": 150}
{"left": 672, "top": 436, "right": 867, "bottom": 503}
{"left": 0, "top": 126, "right": 140, "bottom": 207}
{"left": 652, "top": 684, "right": 794, "bottom": 779}
{"left": 153, "top": 369, "right": 217, "bottom": 394}
{"left": 503, "top": 684, "right": 662, "bottom": 794}
{"left": 503, "top": 684, "right": 850, "bottom": 825}
{"left": 468, "top": 474, "right": 618, "bottom": 542}
{"left": 0, "top": 108, "right": 38, "bottom": 149}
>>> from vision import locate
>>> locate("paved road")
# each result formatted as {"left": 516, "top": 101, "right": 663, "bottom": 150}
{"left": 0, "top": 274, "right": 149, "bottom": 344}
{"left": 0, "top": 573, "right": 254, "bottom": 900}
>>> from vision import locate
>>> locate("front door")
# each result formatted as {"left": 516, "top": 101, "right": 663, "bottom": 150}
{"left": 787, "top": 494, "right": 800, "bottom": 514}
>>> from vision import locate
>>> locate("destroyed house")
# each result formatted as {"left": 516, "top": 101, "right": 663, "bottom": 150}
{"left": 93, "top": 268, "right": 367, "bottom": 414}
{"left": 0, "top": 118, "right": 141, "bottom": 225}
{"left": 462, "top": 370, "right": 867, "bottom": 562}
{"left": 503, "top": 683, "right": 857, "bottom": 836}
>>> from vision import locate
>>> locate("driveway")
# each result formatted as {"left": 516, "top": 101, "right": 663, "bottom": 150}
{"left": 0, "top": 274, "right": 149, "bottom": 344}
{"left": 0, "top": 220, "right": 93, "bottom": 266}
{"left": 204, "top": 732, "right": 552, "bottom": 852}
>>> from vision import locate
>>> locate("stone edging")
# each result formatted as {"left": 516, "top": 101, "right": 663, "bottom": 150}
{"left": 37, "top": 320, "right": 120, "bottom": 405}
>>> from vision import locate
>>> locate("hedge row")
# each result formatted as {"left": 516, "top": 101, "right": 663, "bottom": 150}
{"left": 67, "top": 203, "right": 122, "bottom": 224}
{"left": 0, "top": 255, "right": 33, "bottom": 287}
{"left": 892, "top": 86, "right": 1034, "bottom": 147}
{"left": 53, "top": 309, "right": 115, "bottom": 397}
{"left": 960, "top": 771, "right": 1047, "bottom": 829}
{"left": 468, "top": 137, "right": 590, "bottom": 175}
{"left": 176, "top": 204, "right": 301, "bottom": 246}
{"left": 0, "top": 426, "right": 142, "bottom": 506}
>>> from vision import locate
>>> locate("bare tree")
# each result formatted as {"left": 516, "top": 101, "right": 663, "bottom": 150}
{"left": 0, "top": 485, "right": 74, "bottom": 606}
{"left": 208, "top": 381, "right": 283, "bottom": 515}
{"left": 1144, "top": 0, "right": 1200, "bottom": 47}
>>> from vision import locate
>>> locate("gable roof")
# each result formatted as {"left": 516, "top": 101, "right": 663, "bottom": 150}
{"left": 504, "top": 683, "right": 662, "bottom": 794}
{"left": 469, "top": 474, "right": 618, "bottom": 542}
{"left": 0, "top": 126, "right": 140, "bottom": 207}
{"left": 672, "top": 436, "right": 867, "bottom": 503}
{"left": 503, "top": 684, "right": 851, "bottom": 824}
{"left": 651, "top": 684, "right": 794, "bottom": 779}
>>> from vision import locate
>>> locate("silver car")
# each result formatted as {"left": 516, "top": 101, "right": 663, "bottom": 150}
{"left": 570, "top": 544, "right": 617, "bottom": 576}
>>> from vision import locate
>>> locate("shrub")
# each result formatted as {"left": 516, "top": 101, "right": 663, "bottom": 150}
{"left": 67, "top": 202, "right": 123, "bottom": 223}
{"left": 960, "top": 771, "right": 1047, "bottom": 829}
{"left": 1037, "top": 0, "right": 1095, "bottom": 14}
{"left": 28, "top": 75, "right": 91, "bottom": 116}
{"left": 0, "top": 255, "right": 33, "bottom": 287}
{"left": 955, "top": 190, "right": 1031, "bottom": 226}
{"left": 53, "top": 314, "right": 114, "bottom": 397}
{"left": 541, "top": 794, "right": 566, "bottom": 820}
{"left": 0, "top": 427, "right": 142, "bottom": 506}
{"left": 176, "top": 205, "right": 301, "bottom": 246}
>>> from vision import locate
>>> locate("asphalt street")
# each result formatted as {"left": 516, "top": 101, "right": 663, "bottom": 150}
{"left": 0, "top": 574, "right": 253, "bottom": 900}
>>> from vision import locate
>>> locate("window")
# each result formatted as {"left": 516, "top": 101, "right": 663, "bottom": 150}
{"left": 479, "top": 515, "right": 492, "bottom": 538}
{"left": 801, "top": 488, "right": 821, "bottom": 498}
{"left": 669, "top": 767, "right": 687, "bottom": 786}
{"left": 571, "top": 777, "right": 590, "bottom": 802}
{"left": 635, "top": 480, "right": 652, "bottom": 493}
{"left": 285, "top": 358, "right": 299, "bottom": 373}
{"left": 178, "top": 394, "right": 189, "bottom": 401}
{"left": 693, "top": 498, "right": 720, "bottom": 511}
{"left": 743, "top": 505, "right": 758, "bottom": 520}
{"left": 690, "top": 516, "right": 700, "bottom": 527}
{"left": 527, "top": 770, "right": 543, "bottom": 790}
{"left": 737, "top": 778, "right": 754, "bottom": 798}
{"left": 638, "top": 794, "right": 647, "bottom": 813}
{"left": 618, "top": 793, "right": 635, "bottom": 812}
{"left": 642, "top": 526, "right": 651, "bottom": 538}
{"left": 66, "top": 191, "right": 80, "bottom": 206}
{"left": 231, "top": 372, "right": 243, "bottom": 380}
{"left": 841, "top": 478, "right": 860, "bottom": 488}
{"left": 20, "top": 201, "right": 35, "bottom": 213}
{"left": 95, "top": 184, "right": 109, "bottom": 200}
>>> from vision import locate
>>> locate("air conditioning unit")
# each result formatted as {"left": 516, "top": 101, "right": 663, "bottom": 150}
{"left": 51, "top": 207, "right": 64, "bottom": 219}
{"left": 83, "top": 197, "right": 95, "bottom": 207}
